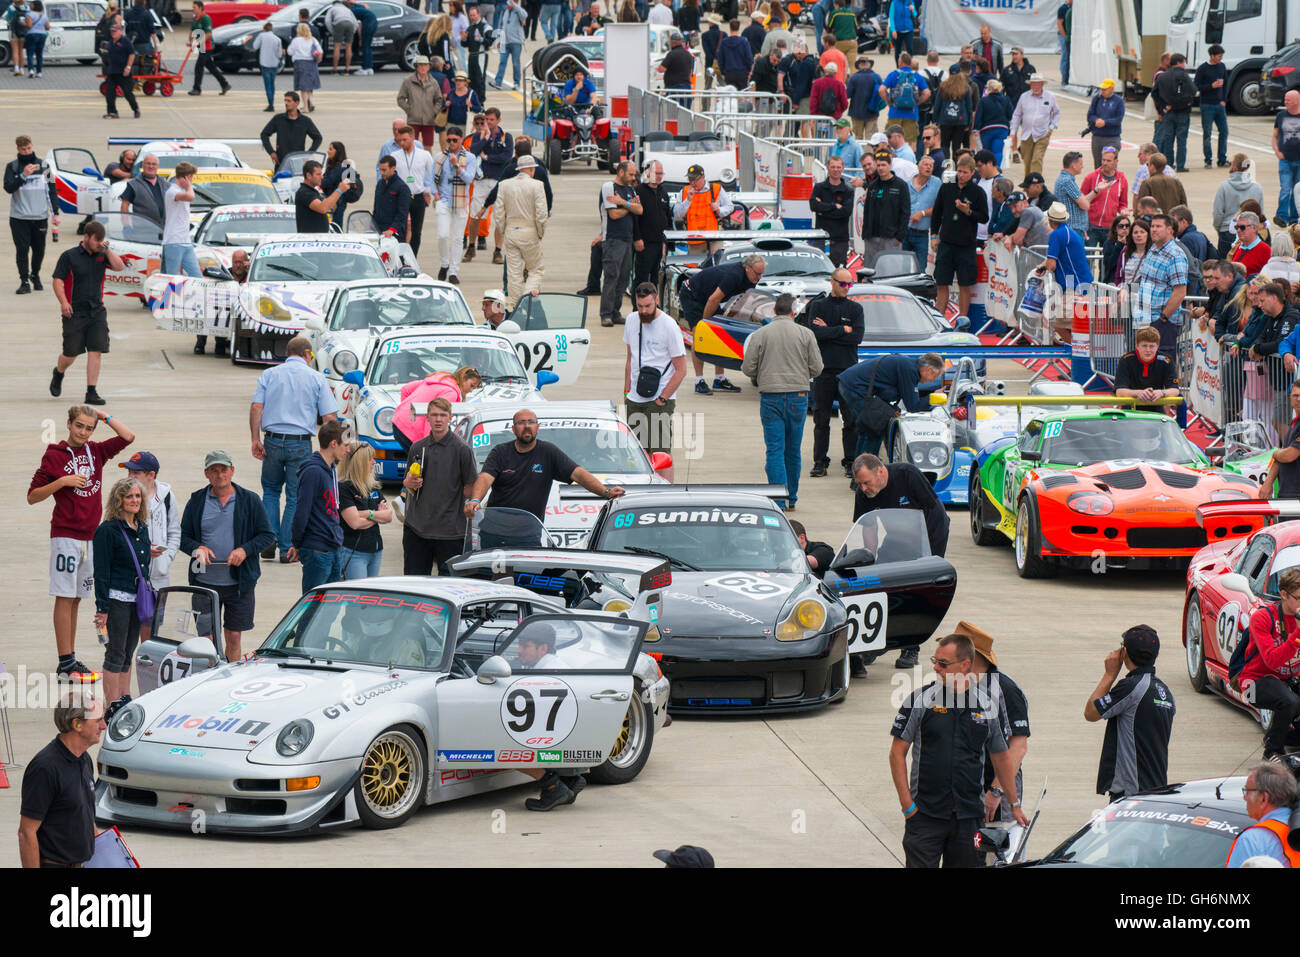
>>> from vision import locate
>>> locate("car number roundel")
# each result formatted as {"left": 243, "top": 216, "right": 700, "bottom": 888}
{"left": 500, "top": 676, "right": 577, "bottom": 746}
{"left": 1214, "top": 601, "right": 1241, "bottom": 661}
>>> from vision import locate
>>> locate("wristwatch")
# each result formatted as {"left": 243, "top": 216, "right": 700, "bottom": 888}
{"left": 990, "top": 786, "right": 1004, "bottom": 797}
{"left": 1010, "top": 800, "right": 1023, "bottom": 808}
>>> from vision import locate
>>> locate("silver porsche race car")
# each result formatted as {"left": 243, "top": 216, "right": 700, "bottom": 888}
{"left": 100, "top": 562, "right": 670, "bottom": 835}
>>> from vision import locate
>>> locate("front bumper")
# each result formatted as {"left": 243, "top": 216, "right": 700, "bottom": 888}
{"left": 1034, "top": 499, "right": 1267, "bottom": 560}
{"left": 364, "top": 438, "right": 407, "bottom": 482}
{"left": 928, "top": 450, "right": 974, "bottom": 505}
{"left": 94, "top": 742, "right": 362, "bottom": 835}
{"left": 652, "top": 628, "right": 848, "bottom": 714}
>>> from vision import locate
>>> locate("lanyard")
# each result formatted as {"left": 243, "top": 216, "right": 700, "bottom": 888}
{"left": 397, "top": 148, "right": 422, "bottom": 193}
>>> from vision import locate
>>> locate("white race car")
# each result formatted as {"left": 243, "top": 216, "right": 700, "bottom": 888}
{"left": 638, "top": 131, "right": 738, "bottom": 193}
{"left": 0, "top": 0, "right": 105, "bottom": 68}
{"left": 147, "top": 235, "right": 424, "bottom": 363}
{"left": 455, "top": 401, "right": 673, "bottom": 546}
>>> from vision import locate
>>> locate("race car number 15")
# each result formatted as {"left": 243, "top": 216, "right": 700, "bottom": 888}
{"left": 843, "top": 593, "right": 888, "bottom": 653}
{"left": 500, "top": 676, "right": 578, "bottom": 746}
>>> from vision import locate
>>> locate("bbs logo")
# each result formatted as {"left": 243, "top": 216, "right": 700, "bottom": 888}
{"left": 498, "top": 750, "right": 535, "bottom": 762}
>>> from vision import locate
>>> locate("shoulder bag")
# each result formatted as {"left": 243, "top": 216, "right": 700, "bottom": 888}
{"left": 856, "top": 359, "right": 897, "bottom": 435}
{"left": 119, "top": 521, "right": 158, "bottom": 624}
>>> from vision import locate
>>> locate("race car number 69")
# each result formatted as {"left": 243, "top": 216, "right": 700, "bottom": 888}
{"left": 500, "top": 676, "right": 578, "bottom": 746}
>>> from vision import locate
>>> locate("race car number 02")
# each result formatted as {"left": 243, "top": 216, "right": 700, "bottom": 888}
{"left": 500, "top": 676, "right": 577, "bottom": 746}
{"left": 843, "top": 593, "right": 888, "bottom": 652}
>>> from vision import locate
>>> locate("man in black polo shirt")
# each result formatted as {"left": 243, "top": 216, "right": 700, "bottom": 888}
{"left": 677, "top": 254, "right": 764, "bottom": 395}
{"left": 1085, "top": 624, "right": 1176, "bottom": 802}
{"left": 750, "top": 46, "right": 784, "bottom": 95}
{"left": 657, "top": 31, "right": 695, "bottom": 98}
{"left": 295, "top": 160, "right": 347, "bottom": 233}
{"left": 804, "top": 266, "right": 863, "bottom": 477}
{"left": 1114, "top": 326, "right": 1178, "bottom": 414}
{"left": 18, "top": 683, "right": 104, "bottom": 867}
{"left": 809, "top": 157, "right": 855, "bottom": 267}
{"left": 632, "top": 159, "right": 673, "bottom": 289}
{"left": 1260, "top": 381, "right": 1300, "bottom": 499}
{"left": 464, "top": 408, "right": 627, "bottom": 529}
{"left": 49, "top": 220, "right": 127, "bottom": 406}
{"left": 260, "top": 91, "right": 324, "bottom": 168}
{"left": 932, "top": 154, "right": 988, "bottom": 317}
{"left": 890, "top": 633, "right": 1029, "bottom": 868}
{"left": 403, "top": 397, "right": 478, "bottom": 576}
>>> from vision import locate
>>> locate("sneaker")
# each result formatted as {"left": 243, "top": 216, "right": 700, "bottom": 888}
{"left": 850, "top": 655, "right": 869, "bottom": 678}
{"left": 194, "top": 342, "right": 206, "bottom": 355}
{"left": 49, "top": 367, "right": 64, "bottom": 397}
{"left": 263, "top": 106, "right": 276, "bottom": 112}
{"left": 694, "top": 379, "right": 712, "bottom": 395}
{"left": 84, "top": 387, "right": 106, "bottom": 406}
{"left": 895, "top": 646, "right": 919, "bottom": 669}
{"left": 437, "top": 267, "right": 448, "bottom": 281}
{"left": 1275, "top": 215, "right": 1290, "bottom": 229}
{"left": 102, "top": 113, "right": 119, "bottom": 119}
{"left": 448, "top": 274, "right": 459, "bottom": 285}
{"left": 34, "top": 72, "right": 42, "bottom": 79}
{"left": 783, "top": 503, "right": 796, "bottom": 512}
{"left": 843, "top": 463, "right": 853, "bottom": 478}
{"left": 488, "top": 76, "right": 502, "bottom": 88}
{"left": 524, "top": 776, "right": 576, "bottom": 811}
{"left": 133, "top": 110, "right": 141, "bottom": 118}
{"left": 601, "top": 316, "right": 613, "bottom": 327}
{"left": 261, "top": 546, "right": 277, "bottom": 560}
{"left": 106, "top": 694, "right": 132, "bottom": 722}
{"left": 279, "top": 551, "right": 294, "bottom": 563}
{"left": 56, "top": 659, "right": 94, "bottom": 679}
{"left": 712, "top": 376, "right": 741, "bottom": 393}
{"left": 1175, "top": 166, "right": 1188, "bottom": 173}
{"left": 575, "top": 287, "right": 600, "bottom": 295}
{"left": 16, "top": 281, "right": 31, "bottom": 295}
{"left": 188, "top": 88, "right": 202, "bottom": 95}
{"left": 810, "top": 463, "right": 827, "bottom": 477}
{"left": 1204, "top": 160, "right": 1212, "bottom": 168}
{"left": 491, "top": 249, "right": 504, "bottom": 264}
{"left": 30, "top": 275, "right": 42, "bottom": 291}
{"left": 219, "top": 86, "right": 230, "bottom": 95}
{"left": 28, "top": 69, "right": 35, "bottom": 77}
{"left": 477, "top": 237, "right": 487, "bottom": 250}
{"left": 1217, "top": 160, "right": 1230, "bottom": 167}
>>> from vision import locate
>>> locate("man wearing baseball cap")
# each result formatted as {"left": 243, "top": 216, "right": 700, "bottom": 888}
{"left": 120, "top": 451, "right": 179, "bottom": 640}
{"left": 653, "top": 845, "right": 715, "bottom": 867}
{"left": 956, "top": 621, "right": 1031, "bottom": 828}
{"left": 1085, "top": 78, "right": 1125, "bottom": 168}
{"left": 1019, "top": 171, "right": 1056, "bottom": 212}
{"left": 1085, "top": 624, "right": 1176, "bottom": 803}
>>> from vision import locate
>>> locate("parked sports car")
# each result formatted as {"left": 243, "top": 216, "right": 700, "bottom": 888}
{"left": 970, "top": 408, "right": 1266, "bottom": 578}
{"left": 203, "top": 0, "right": 287, "bottom": 28}
{"left": 146, "top": 235, "right": 423, "bottom": 363}
{"left": 639, "top": 131, "right": 738, "bottom": 193}
{"left": 583, "top": 487, "right": 850, "bottom": 713}
{"left": 455, "top": 402, "right": 673, "bottom": 546}
{"left": 0, "top": 0, "right": 105, "bottom": 66}
{"left": 109, "top": 169, "right": 280, "bottom": 223}
{"left": 104, "top": 572, "right": 670, "bottom": 834}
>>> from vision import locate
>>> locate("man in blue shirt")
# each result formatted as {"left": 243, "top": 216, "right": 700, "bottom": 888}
{"left": 887, "top": 0, "right": 916, "bottom": 61}
{"left": 1227, "top": 762, "right": 1298, "bottom": 867}
{"left": 845, "top": 56, "right": 882, "bottom": 139}
{"left": 248, "top": 336, "right": 340, "bottom": 562}
{"left": 1042, "top": 202, "right": 1092, "bottom": 290}
{"left": 562, "top": 67, "right": 596, "bottom": 107}
{"left": 882, "top": 52, "right": 927, "bottom": 145}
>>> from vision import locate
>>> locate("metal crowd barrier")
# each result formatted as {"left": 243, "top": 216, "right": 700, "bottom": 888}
{"left": 1207, "top": 332, "right": 1296, "bottom": 442}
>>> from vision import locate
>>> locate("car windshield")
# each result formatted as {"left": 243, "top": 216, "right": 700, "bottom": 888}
{"left": 199, "top": 211, "right": 298, "bottom": 245}
{"left": 331, "top": 284, "right": 474, "bottom": 331}
{"left": 594, "top": 504, "right": 805, "bottom": 571}
{"left": 836, "top": 509, "right": 931, "bottom": 563}
{"left": 468, "top": 418, "right": 652, "bottom": 473}
{"left": 849, "top": 292, "right": 945, "bottom": 339}
{"left": 567, "top": 39, "right": 603, "bottom": 57}
{"left": 369, "top": 336, "right": 528, "bottom": 386}
{"left": 1041, "top": 808, "right": 1240, "bottom": 867}
{"left": 164, "top": 153, "right": 241, "bottom": 169}
{"left": 1040, "top": 416, "right": 1203, "bottom": 467}
{"left": 1170, "top": 0, "right": 1201, "bottom": 22}
{"left": 270, "top": 1, "right": 326, "bottom": 23}
{"left": 648, "top": 138, "right": 726, "bottom": 153}
{"left": 249, "top": 243, "right": 388, "bottom": 282}
{"left": 720, "top": 245, "right": 832, "bottom": 277}
{"left": 262, "top": 589, "right": 451, "bottom": 670}
{"left": 192, "top": 178, "right": 280, "bottom": 209}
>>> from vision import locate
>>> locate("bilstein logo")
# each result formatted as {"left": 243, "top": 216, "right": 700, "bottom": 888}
{"left": 50, "top": 888, "right": 152, "bottom": 937}
{"left": 537, "top": 750, "right": 603, "bottom": 762}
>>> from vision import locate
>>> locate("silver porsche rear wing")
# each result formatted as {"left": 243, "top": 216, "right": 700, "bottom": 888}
{"left": 663, "top": 229, "right": 828, "bottom": 244}
{"left": 558, "top": 483, "right": 789, "bottom": 500}
{"left": 447, "top": 549, "right": 672, "bottom": 595}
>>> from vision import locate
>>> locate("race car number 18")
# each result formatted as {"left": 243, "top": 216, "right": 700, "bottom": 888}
{"left": 500, "top": 676, "right": 577, "bottom": 746}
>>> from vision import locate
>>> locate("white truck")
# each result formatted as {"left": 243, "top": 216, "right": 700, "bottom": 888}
{"left": 1166, "top": 0, "right": 1300, "bottom": 114}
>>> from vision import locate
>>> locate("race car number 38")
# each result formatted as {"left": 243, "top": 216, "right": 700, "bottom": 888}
{"left": 500, "top": 676, "right": 578, "bottom": 746}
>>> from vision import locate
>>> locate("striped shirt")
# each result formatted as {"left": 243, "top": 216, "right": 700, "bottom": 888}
{"left": 1135, "top": 238, "right": 1190, "bottom": 326}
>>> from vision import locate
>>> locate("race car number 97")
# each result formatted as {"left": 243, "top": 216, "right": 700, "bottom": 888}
{"left": 843, "top": 593, "right": 888, "bottom": 653}
{"left": 500, "top": 676, "right": 577, "bottom": 746}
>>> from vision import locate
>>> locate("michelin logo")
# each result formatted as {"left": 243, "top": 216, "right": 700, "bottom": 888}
{"left": 437, "top": 750, "right": 495, "bottom": 762}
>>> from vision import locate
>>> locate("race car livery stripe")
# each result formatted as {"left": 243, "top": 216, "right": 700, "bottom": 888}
{"left": 692, "top": 321, "right": 744, "bottom": 363}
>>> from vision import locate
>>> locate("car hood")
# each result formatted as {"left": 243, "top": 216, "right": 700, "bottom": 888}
{"left": 645, "top": 571, "right": 814, "bottom": 638}
{"left": 359, "top": 380, "right": 546, "bottom": 432}
{"left": 1034, "top": 460, "right": 1254, "bottom": 508}
{"left": 213, "top": 20, "right": 263, "bottom": 44}
{"left": 139, "top": 659, "right": 412, "bottom": 750}
{"left": 240, "top": 282, "right": 336, "bottom": 334}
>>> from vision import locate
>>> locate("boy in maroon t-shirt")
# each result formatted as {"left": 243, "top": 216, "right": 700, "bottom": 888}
{"left": 27, "top": 405, "right": 134, "bottom": 676}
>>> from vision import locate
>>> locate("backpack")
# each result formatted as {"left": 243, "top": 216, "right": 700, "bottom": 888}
{"left": 1168, "top": 71, "right": 1195, "bottom": 111}
{"left": 867, "top": 75, "right": 886, "bottom": 114}
{"left": 817, "top": 82, "right": 839, "bottom": 116}
{"left": 1228, "top": 602, "right": 1270, "bottom": 685}
{"left": 940, "top": 95, "right": 969, "bottom": 127}
{"left": 893, "top": 70, "right": 918, "bottom": 111}
{"left": 1173, "top": 238, "right": 1203, "bottom": 295}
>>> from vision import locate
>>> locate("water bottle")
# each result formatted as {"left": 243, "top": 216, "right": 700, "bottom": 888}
{"left": 96, "top": 620, "right": 108, "bottom": 646}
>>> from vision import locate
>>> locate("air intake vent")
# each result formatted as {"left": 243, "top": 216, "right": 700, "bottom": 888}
{"left": 1041, "top": 474, "right": 1079, "bottom": 489}
{"left": 1096, "top": 468, "right": 1146, "bottom": 490}
{"left": 1126, "top": 527, "right": 1207, "bottom": 549}
{"left": 1153, "top": 468, "right": 1200, "bottom": 489}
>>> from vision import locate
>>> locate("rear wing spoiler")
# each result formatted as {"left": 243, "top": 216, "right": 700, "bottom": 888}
{"left": 728, "top": 191, "right": 778, "bottom": 207}
{"left": 447, "top": 549, "right": 672, "bottom": 595}
{"left": 663, "top": 229, "right": 828, "bottom": 243}
{"left": 107, "top": 138, "right": 264, "bottom": 146}
{"left": 559, "top": 483, "right": 789, "bottom": 500}
{"left": 1196, "top": 501, "right": 1300, "bottom": 528}
{"left": 974, "top": 395, "right": 1184, "bottom": 408}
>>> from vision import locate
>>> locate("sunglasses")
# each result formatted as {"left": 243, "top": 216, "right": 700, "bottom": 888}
{"left": 1236, "top": 223, "right": 1255, "bottom": 231}
{"left": 930, "top": 656, "right": 960, "bottom": 668}
{"left": 836, "top": 280, "right": 853, "bottom": 288}
{"left": 1116, "top": 222, "right": 1131, "bottom": 229}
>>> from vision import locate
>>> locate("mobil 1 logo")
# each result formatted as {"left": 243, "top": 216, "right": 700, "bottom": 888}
{"left": 500, "top": 676, "right": 577, "bottom": 747}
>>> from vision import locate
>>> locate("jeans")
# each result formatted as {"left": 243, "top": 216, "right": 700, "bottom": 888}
{"left": 838, "top": 383, "right": 885, "bottom": 457}
{"left": 1156, "top": 112, "right": 1190, "bottom": 170}
{"left": 540, "top": 3, "right": 561, "bottom": 41}
{"left": 760, "top": 392, "right": 808, "bottom": 507}
{"left": 162, "top": 243, "right": 202, "bottom": 277}
{"left": 1058, "top": 34, "right": 1069, "bottom": 85}
{"left": 300, "top": 548, "right": 342, "bottom": 593}
{"left": 342, "top": 548, "right": 383, "bottom": 580}
{"left": 905, "top": 229, "right": 930, "bottom": 270}
{"left": 260, "top": 434, "right": 313, "bottom": 551}
{"left": 260, "top": 66, "right": 278, "bottom": 108}
{"left": 600, "top": 236, "right": 635, "bottom": 321}
{"left": 1201, "top": 103, "right": 1228, "bottom": 164}
{"left": 982, "top": 130, "right": 1007, "bottom": 169}
{"left": 493, "top": 1, "right": 505, "bottom": 29}
{"left": 1086, "top": 226, "right": 1109, "bottom": 249}
{"left": 494, "top": 41, "right": 522, "bottom": 86}
{"left": 24, "top": 33, "right": 45, "bottom": 72}
{"left": 1279, "top": 159, "right": 1300, "bottom": 224}
{"left": 812, "top": 2, "right": 824, "bottom": 50}
{"left": 361, "top": 21, "right": 377, "bottom": 70}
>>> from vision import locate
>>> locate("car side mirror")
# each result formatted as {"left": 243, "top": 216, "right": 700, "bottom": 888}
{"left": 496, "top": 319, "right": 521, "bottom": 334}
{"left": 954, "top": 315, "right": 971, "bottom": 331}
{"left": 536, "top": 369, "right": 560, "bottom": 388}
{"left": 477, "top": 655, "right": 512, "bottom": 684}
{"left": 1020, "top": 447, "right": 1041, "bottom": 461}
{"left": 177, "top": 636, "right": 219, "bottom": 666}
{"left": 650, "top": 451, "right": 673, "bottom": 472}
{"left": 202, "top": 265, "right": 232, "bottom": 281}
{"left": 1219, "top": 572, "right": 1252, "bottom": 597}
{"left": 82, "top": 166, "right": 104, "bottom": 179}
{"left": 397, "top": 266, "right": 419, "bottom": 278}
{"left": 302, "top": 318, "right": 325, "bottom": 333}
{"left": 856, "top": 267, "right": 875, "bottom": 281}
{"left": 342, "top": 370, "right": 365, "bottom": 387}
{"left": 831, "top": 547, "right": 875, "bottom": 570}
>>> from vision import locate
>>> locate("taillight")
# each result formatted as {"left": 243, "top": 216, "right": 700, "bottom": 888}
{"left": 1274, "top": 66, "right": 1296, "bottom": 77}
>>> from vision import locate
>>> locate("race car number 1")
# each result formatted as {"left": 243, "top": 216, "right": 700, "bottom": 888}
{"left": 500, "top": 676, "right": 577, "bottom": 746}
{"left": 843, "top": 593, "right": 888, "bottom": 653}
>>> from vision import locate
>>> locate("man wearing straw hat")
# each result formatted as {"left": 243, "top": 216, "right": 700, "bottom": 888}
{"left": 955, "top": 621, "right": 1030, "bottom": 827}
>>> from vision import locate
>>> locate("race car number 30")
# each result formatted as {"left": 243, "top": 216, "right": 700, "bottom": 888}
{"left": 500, "top": 676, "right": 578, "bottom": 747}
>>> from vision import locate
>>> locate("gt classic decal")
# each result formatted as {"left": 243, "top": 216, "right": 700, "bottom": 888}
{"left": 500, "top": 676, "right": 578, "bottom": 747}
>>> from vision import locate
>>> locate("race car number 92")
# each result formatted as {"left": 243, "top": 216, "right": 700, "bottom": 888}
{"left": 500, "top": 676, "right": 577, "bottom": 746}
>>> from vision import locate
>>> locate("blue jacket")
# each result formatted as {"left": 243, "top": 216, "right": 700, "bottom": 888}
{"left": 716, "top": 34, "right": 753, "bottom": 77}
{"left": 973, "top": 92, "right": 1013, "bottom": 132}
{"left": 372, "top": 173, "right": 412, "bottom": 235}
{"left": 846, "top": 68, "right": 882, "bottom": 120}
{"left": 1086, "top": 91, "right": 1125, "bottom": 137}
{"left": 180, "top": 484, "right": 274, "bottom": 594}
{"left": 1178, "top": 224, "right": 1210, "bottom": 264}
{"left": 838, "top": 354, "right": 932, "bottom": 412}
{"left": 292, "top": 452, "right": 344, "bottom": 552}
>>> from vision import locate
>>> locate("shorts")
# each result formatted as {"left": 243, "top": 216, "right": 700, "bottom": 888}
{"left": 331, "top": 19, "right": 356, "bottom": 44}
{"left": 933, "top": 242, "right": 978, "bottom": 287}
{"left": 625, "top": 397, "right": 675, "bottom": 455}
{"left": 62, "top": 306, "right": 109, "bottom": 357}
{"left": 470, "top": 177, "right": 497, "bottom": 217}
{"left": 195, "top": 582, "right": 256, "bottom": 634}
{"left": 796, "top": 97, "right": 810, "bottom": 115}
{"left": 677, "top": 286, "right": 704, "bottom": 329}
{"left": 50, "top": 537, "right": 94, "bottom": 599}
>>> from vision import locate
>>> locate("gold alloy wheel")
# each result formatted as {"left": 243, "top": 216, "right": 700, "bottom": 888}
{"left": 608, "top": 706, "right": 632, "bottom": 761}
{"left": 360, "top": 733, "right": 420, "bottom": 817}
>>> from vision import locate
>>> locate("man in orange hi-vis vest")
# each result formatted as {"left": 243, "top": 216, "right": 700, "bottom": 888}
{"left": 1226, "top": 762, "right": 1300, "bottom": 867}
{"left": 672, "top": 164, "right": 734, "bottom": 255}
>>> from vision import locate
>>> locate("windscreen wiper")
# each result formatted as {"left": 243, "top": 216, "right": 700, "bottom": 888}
{"left": 621, "top": 544, "right": 701, "bottom": 572}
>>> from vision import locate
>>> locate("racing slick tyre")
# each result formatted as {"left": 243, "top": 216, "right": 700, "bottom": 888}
{"left": 968, "top": 473, "right": 1001, "bottom": 546}
{"left": 532, "top": 42, "right": 589, "bottom": 83}
{"left": 1184, "top": 593, "right": 1209, "bottom": 694}
{"left": 546, "top": 138, "right": 563, "bottom": 175}
{"left": 354, "top": 725, "right": 426, "bottom": 829}
{"left": 586, "top": 691, "right": 653, "bottom": 785}
{"left": 1013, "top": 494, "right": 1055, "bottom": 579}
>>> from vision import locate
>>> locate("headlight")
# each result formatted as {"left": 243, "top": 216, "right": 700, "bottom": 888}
{"left": 1210, "top": 488, "right": 1251, "bottom": 502}
{"left": 720, "top": 167, "right": 737, "bottom": 183}
{"left": 257, "top": 296, "right": 291, "bottom": 322}
{"left": 108, "top": 702, "right": 144, "bottom": 742}
{"left": 276, "top": 719, "right": 314, "bottom": 757}
{"left": 1067, "top": 491, "right": 1114, "bottom": 516}
{"left": 776, "top": 598, "right": 827, "bottom": 641}
{"left": 644, "top": 625, "right": 660, "bottom": 643}
{"left": 603, "top": 599, "right": 632, "bottom": 613}
{"left": 927, "top": 446, "right": 948, "bottom": 467}
{"left": 333, "top": 350, "right": 359, "bottom": 373}
{"left": 375, "top": 407, "right": 395, "bottom": 435}
{"left": 238, "top": 34, "right": 252, "bottom": 45}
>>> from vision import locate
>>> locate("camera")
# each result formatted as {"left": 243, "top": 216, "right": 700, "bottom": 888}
{"left": 340, "top": 162, "right": 359, "bottom": 186}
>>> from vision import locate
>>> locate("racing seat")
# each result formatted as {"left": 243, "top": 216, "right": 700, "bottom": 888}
{"left": 342, "top": 300, "right": 381, "bottom": 331}
{"left": 871, "top": 250, "right": 920, "bottom": 279}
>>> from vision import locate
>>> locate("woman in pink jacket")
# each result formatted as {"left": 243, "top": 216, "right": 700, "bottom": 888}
{"left": 393, "top": 366, "right": 483, "bottom": 454}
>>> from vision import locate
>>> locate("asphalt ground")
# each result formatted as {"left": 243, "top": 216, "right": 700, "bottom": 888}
{"left": 0, "top": 32, "right": 1286, "bottom": 866}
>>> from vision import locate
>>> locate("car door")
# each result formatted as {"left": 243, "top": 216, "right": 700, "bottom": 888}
{"left": 365, "top": 0, "right": 405, "bottom": 61}
{"left": 502, "top": 293, "right": 591, "bottom": 386}
{"left": 434, "top": 613, "right": 646, "bottom": 769}
{"left": 48, "top": 147, "right": 104, "bottom": 214}
{"left": 64, "top": 1, "right": 102, "bottom": 58}
{"left": 94, "top": 211, "right": 164, "bottom": 298}
{"left": 135, "top": 586, "right": 223, "bottom": 694}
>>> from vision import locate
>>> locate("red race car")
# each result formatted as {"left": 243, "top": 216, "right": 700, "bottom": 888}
{"left": 1183, "top": 501, "right": 1300, "bottom": 726}
{"left": 205, "top": 0, "right": 287, "bottom": 28}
